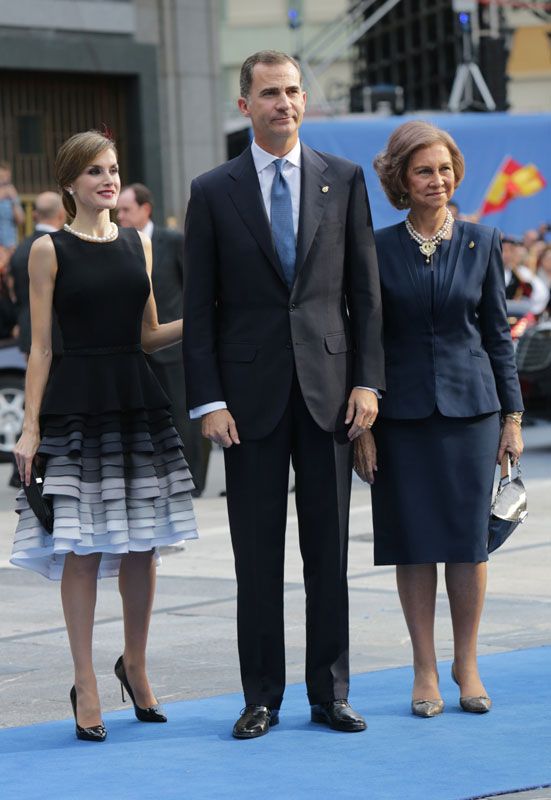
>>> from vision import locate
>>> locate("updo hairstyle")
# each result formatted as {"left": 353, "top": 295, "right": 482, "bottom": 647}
{"left": 55, "top": 130, "right": 117, "bottom": 219}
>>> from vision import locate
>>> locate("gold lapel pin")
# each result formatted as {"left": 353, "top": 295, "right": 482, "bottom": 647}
{"left": 321, "top": 185, "right": 329, "bottom": 193}
{"left": 469, "top": 241, "right": 475, "bottom": 249}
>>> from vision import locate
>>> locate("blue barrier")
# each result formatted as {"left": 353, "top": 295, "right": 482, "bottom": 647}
{"left": 300, "top": 112, "right": 551, "bottom": 236}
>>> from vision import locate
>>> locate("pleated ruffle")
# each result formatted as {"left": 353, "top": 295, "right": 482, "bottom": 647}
{"left": 11, "top": 408, "right": 198, "bottom": 580}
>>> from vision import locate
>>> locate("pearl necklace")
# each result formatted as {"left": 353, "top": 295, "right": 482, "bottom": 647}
{"left": 405, "top": 208, "right": 453, "bottom": 264}
{"left": 63, "top": 222, "right": 118, "bottom": 243}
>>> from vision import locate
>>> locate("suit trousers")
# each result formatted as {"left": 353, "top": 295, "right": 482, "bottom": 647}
{"left": 224, "top": 375, "right": 353, "bottom": 709}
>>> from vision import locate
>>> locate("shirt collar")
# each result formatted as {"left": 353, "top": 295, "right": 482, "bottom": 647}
{"left": 141, "top": 220, "right": 154, "bottom": 239}
{"left": 251, "top": 139, "right": 301, "bottom": 174}
{"left": 35, "top": 223, "right": 58, "bottom": 233}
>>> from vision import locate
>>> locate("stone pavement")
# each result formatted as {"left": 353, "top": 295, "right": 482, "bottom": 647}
{"left": 0, "top": 423, "right": 549, "bottom": 799}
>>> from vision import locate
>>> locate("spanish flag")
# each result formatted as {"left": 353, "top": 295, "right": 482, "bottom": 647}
{"left": 480, "top": 157, "right": 546, "bottom": 216}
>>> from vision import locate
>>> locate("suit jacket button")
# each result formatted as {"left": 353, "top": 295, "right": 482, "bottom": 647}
{"left": 289, "top": 303, "right": 296, "bottom": 311}
{"left": 286, "top": 342, "right": 292, "bottom": 349}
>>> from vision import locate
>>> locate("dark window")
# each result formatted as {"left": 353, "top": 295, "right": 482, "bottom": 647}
{"left": 18, "top": 115, "right": 43, "bottom": 155}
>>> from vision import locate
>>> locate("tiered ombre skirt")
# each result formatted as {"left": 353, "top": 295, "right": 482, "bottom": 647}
{"left": 11, "top": 407, "right": 198, "bottom": 580}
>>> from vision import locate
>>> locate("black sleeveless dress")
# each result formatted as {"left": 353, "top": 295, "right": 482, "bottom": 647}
{"left": 11, "top": 227, "right": 197, "bottom": 579}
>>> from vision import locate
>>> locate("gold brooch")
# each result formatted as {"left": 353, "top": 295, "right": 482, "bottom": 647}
{"left": 469, "top": 241, "right": 475, "bottom": 249}
{"left": 321, "top": 185, "right": 329, "bottom": 193}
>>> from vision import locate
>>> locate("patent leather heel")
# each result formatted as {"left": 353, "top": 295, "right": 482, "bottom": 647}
{"left": 69, "top": 686, "right": 106, "bottom": 742}
{"left": 114, "top": 655, "right": 167, "bottom": 723}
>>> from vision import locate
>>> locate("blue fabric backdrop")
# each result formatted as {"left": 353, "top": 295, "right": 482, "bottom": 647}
{"left": 299, "top": 113, "right": 551, "bottom": 237}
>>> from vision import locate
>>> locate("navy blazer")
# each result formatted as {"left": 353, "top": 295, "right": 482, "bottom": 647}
{"left": 375, "top": 220, "right": 523, "bottom": 419}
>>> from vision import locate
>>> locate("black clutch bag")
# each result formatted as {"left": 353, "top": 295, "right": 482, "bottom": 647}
{"left": 23, "top": 464, "right": 54, "bottom": 534}
{"left": 488, "top": 456, "right": 527, "bottom": 554}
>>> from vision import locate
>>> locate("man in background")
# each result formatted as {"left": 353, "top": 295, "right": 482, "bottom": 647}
{"left": 117, "top": 184, "right": 209, "bottom": 496}
{"left": 9, "top": 191, "right": 65, "bottom": 356}
{"left": 7, "top": 191, "right": 65, "bottom": 486}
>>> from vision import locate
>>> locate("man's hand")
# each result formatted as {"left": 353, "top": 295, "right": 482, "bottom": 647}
{"left": 202, "top": 409, "right": 240, "bottom": 448}
{"left": 345, "top": 388, "right": 378, "bottom": 441}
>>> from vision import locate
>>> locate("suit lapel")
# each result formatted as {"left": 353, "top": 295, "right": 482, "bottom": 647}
{"left": 397, "top": 222, "right": 432, "bottom": 326}
{"left": 294, "top": 145, "right": 329, "bottom": 278}
{"left": 435, "top": 220, "right": 468, "bottom": 318}
{"left": 228, "top": 147, "right": 288, "bottom": 287}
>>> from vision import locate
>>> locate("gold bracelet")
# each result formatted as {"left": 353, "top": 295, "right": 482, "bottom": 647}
{"left": 503, "top": 412, "right": 523, "bottom": 427}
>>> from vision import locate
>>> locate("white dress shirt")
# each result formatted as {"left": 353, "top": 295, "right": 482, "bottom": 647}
{"left": 189, "top": 139, "right": 378, "bottom": 420}
{"left": 141, "top": 219, "right": 154, "bottom": 239}
{"left": 253, "top": 138, "right": 301, "bottom": 238}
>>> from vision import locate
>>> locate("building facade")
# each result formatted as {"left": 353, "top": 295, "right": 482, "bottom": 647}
{"left": 219, "top": 0, "right": 353, "bottom": 119}
{"left": 0, "top": 0, "right": 224, "bottom": 227}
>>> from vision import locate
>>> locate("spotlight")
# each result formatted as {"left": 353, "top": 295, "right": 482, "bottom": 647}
{"left": 287, "top": 8, "right": 301, "bottom": 30}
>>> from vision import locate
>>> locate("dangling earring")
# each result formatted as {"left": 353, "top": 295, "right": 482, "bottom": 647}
{"left": 400, "top": 193, "right": 408, "bottom": 207}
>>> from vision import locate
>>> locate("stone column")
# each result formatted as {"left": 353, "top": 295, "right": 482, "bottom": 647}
{"left": 136, "top": 0, "right": 224, "bottom": 225}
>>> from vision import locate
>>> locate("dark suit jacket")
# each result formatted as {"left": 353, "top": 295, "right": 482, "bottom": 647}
{"left": 9, "top": 229, "right": 63, "bottom": 355}
{"left": 149, "top": 226, "right": 185, "bottom": 365}
{"left": 183, "top": 143, "right": 385, "bottom": 440}
{"left": 375, "top": 220, "right": 523, "bottom": 419}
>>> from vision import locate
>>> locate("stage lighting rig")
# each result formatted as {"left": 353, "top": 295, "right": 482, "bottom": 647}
{"left": 448, "top": 0, "right": 496, "bottom": 111}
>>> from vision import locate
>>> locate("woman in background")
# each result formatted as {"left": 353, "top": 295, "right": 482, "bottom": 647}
{"left": 0, "top": 161, "right": 25, "bottom": 251}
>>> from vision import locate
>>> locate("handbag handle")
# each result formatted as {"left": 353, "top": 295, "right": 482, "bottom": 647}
{"left": 500, "top": 453, "right": 521, "bottom": 482}
{"left": 500, "top": 454, "right": 511, "bottom": 480}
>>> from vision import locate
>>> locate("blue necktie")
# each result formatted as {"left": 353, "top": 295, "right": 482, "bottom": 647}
{"left": 270, "top": 159, "right": 296, "bottom": 288}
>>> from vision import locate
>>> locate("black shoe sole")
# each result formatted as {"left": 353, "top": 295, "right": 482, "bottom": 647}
{"left": 310, "top": 711, "right": 367, "bottom": 732}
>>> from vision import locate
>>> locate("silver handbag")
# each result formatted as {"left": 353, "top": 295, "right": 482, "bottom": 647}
{"left": 488, "top": 456, "right": 527, "bottom": 554}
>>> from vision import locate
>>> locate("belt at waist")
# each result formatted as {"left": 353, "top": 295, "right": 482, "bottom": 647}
{"left": 62, "top": 344, "right": 142, "bottom": 356}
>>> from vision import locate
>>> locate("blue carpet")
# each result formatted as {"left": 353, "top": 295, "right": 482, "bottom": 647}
{"left": 1, "top": 647, "right": 550, "bottom": 800}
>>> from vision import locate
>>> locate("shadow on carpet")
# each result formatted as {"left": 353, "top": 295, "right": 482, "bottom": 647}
{"left": 1, "top": 647, "right": 550, "bottom": 800}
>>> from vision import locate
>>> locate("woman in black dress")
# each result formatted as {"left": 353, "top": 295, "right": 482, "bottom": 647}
{"left": 355, "top": 121, "right": 524, "bottom": 717}
{"left": 12, "top": 131, "right": 197, "bottom": 740}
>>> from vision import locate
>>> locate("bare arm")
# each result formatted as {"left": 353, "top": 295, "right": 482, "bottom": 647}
{"left": 14, "top": 236, "right": 57, "bottom": 485}
{"left": 139, "top": 232, "right": 183, "bottom": 353}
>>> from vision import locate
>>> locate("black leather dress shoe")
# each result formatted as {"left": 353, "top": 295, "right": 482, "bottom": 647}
{"left": 232, "top": 705, "right": 279, "bottom": 739}
{"left": 311, "top": 700, "right": 367, "bottom": 732}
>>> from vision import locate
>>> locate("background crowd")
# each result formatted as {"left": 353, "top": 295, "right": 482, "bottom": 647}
{"left": 2, "top": 169, "right": 549, "bottom": 351}
{"left": 0, "top": 164, "right": 550, "bottom": 494}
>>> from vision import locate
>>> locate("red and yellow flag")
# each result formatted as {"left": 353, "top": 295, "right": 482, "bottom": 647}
{"left": 480, "top": 157, "right": 546, "bottom": 216}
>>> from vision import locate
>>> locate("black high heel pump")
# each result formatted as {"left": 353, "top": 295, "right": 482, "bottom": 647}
{"left": 69, "top": 686, "right": 107, "bottom": 742}
{"left": 114, "top": 655, "right": 167, "bottom": 723}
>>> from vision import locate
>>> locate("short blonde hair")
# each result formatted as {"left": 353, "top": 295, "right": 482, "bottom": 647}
{"left": 55, "top": 130, "right": 117, "bottom": 218}
{"left": 373, "top": 121, "right": 465, "bottom": 210}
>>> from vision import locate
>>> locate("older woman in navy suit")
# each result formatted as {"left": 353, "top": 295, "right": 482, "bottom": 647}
{"left": 355, "top": 121, "right": 524, "bottom": 717}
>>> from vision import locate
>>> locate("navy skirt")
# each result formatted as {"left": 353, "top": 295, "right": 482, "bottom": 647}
{"left": 371, "top": 410, "right": 500, "bottom": 565}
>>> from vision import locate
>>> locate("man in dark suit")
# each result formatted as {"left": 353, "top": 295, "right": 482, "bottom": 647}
{"left": 117, "top": 183, "right": 209, "bottom": 495}
{"left": 7, "top": 191, "right": 65, "bottom": 486}
{"left": 183, "top": 50, "right": 385, "bottom": 738}
{"left": 9, "top": 191, "right": 65, "bottom": 356}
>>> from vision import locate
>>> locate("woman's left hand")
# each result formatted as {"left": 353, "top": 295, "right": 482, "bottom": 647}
{"left": 354, "top": 430, "right": 377, "bottom": 484}
{"left": 497, "top": 419, "right": 524, "bottom": 465}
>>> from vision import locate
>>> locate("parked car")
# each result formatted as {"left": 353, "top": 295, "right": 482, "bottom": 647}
{"left": 0, "top": 339, "right": 26, "bottom": 462}
{"left": 516, "top": 320, "right": 551, "bottom": 418}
